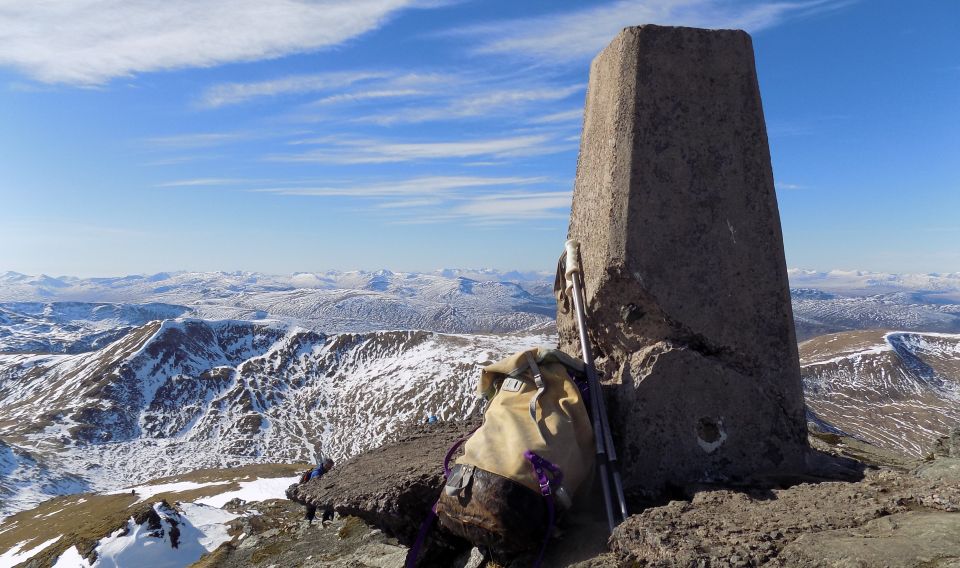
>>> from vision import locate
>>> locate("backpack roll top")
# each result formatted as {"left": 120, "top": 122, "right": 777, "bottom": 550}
{"left": 435, "top": 347, "right": 595, "bottom": 554}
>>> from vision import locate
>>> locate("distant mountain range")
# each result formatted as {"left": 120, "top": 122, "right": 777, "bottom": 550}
{"left": 2, "top": 269, "right": 960, "bottom": 347}
{"left": 0, "top": 270, "right": 556, "bottom": 353}
{"left": 787, "top": 269, "right": 960, "bottom": 340}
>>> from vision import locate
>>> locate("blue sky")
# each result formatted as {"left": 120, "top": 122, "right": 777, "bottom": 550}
{"left": 0, "top": 0, "right": 957, "bottom": 276}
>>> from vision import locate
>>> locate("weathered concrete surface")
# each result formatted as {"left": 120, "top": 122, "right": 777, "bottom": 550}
{"left": 558, "top": 25, "right": 808, "bottom": 494}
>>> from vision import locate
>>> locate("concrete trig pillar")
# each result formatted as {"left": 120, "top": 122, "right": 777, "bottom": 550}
{"left": 558, "top": 25, "right": 808, "bottom": 494}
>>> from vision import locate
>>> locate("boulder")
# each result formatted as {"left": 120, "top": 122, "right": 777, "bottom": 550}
{"left": 558, "top": 25, "right": 808, "bottom": 495}
{"left": 929, "top": 427, "right": 960, "bottom": 458}
{"left": 287, "top": 420, "right": 476, "bottom": 561}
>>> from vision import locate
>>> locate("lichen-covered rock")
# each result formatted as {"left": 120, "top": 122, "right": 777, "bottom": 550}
{"left": 558, "top": 24, "right": 808, "bottom": 495}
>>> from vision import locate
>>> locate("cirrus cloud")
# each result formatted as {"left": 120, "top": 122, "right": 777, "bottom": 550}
{"left": 0, "top": 0, "right": 433, "bottom": 85}
{"left": 456, "top": 0, "right": 854, "bottom": 64}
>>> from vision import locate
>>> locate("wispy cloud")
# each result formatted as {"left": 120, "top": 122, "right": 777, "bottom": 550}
{"left": 253, "top": 175, "right": 547, "bottom": 197}
{"left": 271, "top": 133, "right": 573, "bottom": 163}
{"left": 0, "top": 1, "right": 434, "bottom": 85}
{"left": 388, "top": 191, "right": 573, "bottom": 225}
{"left": 357, "top": 84, "right": 584, "bottom": 125}
{"left": 456, "top": 0, "right": 853, "bottom": 64}
{"left": 201, "top": 71, "right": 390, "bottom": 108}
{"left": 254, "top": 175, "right": 570, "bottom": 224}
{"left": 143, "top": 132, "right": 250, "bottom": 149}
{"left": 201, "top": 71, "right": 459, "bottom": 108}
{"left": 452, "top": 191, "right": 572, "bottom": 221}
{"left": 310, "top": 89, "right": 426, "bottom": 106}
{"left": 528, "top": 109, "right": 584, "bottom": 124}
{"left": 212, "top": 69, "right": 583, "bottom": 130}
{"left": 776, "top": 182, "right": 806, "bottom": 190}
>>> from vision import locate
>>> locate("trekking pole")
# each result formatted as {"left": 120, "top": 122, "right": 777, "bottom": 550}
{"left": 563, "top": 239, "right": 629, "bottom": 529}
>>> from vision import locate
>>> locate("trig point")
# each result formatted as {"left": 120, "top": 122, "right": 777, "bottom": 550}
{"left": 558, "top": 25, "right": 808, "bottom": 494}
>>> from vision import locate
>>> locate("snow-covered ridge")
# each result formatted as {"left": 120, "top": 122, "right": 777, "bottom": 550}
{"left": 800, "top": 330, "right": 960, "bottom": 457}
{"left": 0, "top": 302, "right": 190, "bottom": 353}
{"left": 0, "top": 317, "right": 549, "bottom": 519}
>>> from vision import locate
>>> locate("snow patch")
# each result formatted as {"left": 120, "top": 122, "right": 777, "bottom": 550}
{"left": 0, "top": 536, "right": 61, "bottom": 567}
{"left": 108, "top": 481, "right": 231, "bottom": 503}
{"left": 196, "top": 476, "right": 298, "bottom": 508}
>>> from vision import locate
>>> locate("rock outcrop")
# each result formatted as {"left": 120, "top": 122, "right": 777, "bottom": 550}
{"left": 558, "top": 25, "right": 808, "bottom": 495}
{"left": 929, "top": 426, "right": 960, "bottom": 459}
{"left": 609, "top": 436, "right": 960, "bottom": 567}
{"left": 287, "top": 420, "right": 479, "bottom": 563}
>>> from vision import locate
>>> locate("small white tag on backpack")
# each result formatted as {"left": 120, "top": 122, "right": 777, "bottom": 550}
{"left": 502, "top": 377, "right": 525, "bottom": 392}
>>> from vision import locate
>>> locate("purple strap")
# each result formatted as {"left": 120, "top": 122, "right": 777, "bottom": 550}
{"left": 568, "top": 369, "right": 591, "bottom": 412}
{"left": 443, "top": 424, "right": 481, "bottom": 477}
{"left": 404, "top": 501, "right": 437, "bottom": 568}
{"left": 524, "top": 451, "right": 560, "bottom": 568}
{"left": 409, "top": 426, "right": 482, "bottom": 566}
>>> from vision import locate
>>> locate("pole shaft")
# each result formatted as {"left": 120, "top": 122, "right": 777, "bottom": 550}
{"left": 570, "top": 269, "right": 617, "bottom": 532}
{"left": 571, "top": 269, "right": 630, "bottom": 525}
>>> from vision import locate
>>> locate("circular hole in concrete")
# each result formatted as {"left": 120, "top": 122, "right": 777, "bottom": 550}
{"left": 697, "top": 418, "right": 721, "bottom": 443}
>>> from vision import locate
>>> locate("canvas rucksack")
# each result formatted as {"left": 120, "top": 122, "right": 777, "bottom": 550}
{"left": 428, "top": 347, "right": 595, "bottom": 564}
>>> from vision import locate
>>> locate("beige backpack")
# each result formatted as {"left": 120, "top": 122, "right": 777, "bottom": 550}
{"left": 433, "top": 347, "right": 595, "bottom": 562}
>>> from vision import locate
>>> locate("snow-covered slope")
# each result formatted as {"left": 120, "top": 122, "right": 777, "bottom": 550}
{"left": 801, "top": 330, "right": 960, "bottom": 456}
{"left": 0, "top": 302, "right": 189, "bottom": 353}
{"left": 791, "top": 290, "right": 960, "bottom": 340}
{"left": 0, "top": 463, "right": 303, "bottom": 568}
{"left": 0, "top": 318, "right": 547, "bottom": 519}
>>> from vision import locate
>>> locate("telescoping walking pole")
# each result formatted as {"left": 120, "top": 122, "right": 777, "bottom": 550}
{"left": 561, "top": 239, "right": 629, "bottom": 531}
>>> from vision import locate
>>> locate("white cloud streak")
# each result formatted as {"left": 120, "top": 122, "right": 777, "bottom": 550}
{"left": 0, "top": 0, "right": 428, "bottom": 85}
{"left": 254, "top": 176, "right": 571, "bottom": 224}
{"left": 253, "top": 175, "right": 547, "bottom": 197}
{"left": 357, "top": 84, "right": 584, "bottom": 125}
{"left": 775, "top": 182, "right": 806, "bottom": 190}
{"left": 201, "top": 70, "right": 459, "bottom": 108}
{"left": 272, "top": 134, "right": 573, "bottom": 163}
{"left": 452, "top": 191, "right": 572, "bottom": 219}
{"left": 201, "top": 71, "right": 391, "bottom": 108}
{"left": 457, "top": 0, "right": 853, "bottom": 63}
{"left": 528, "top": 109, "right": 584, "bottom": 124}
